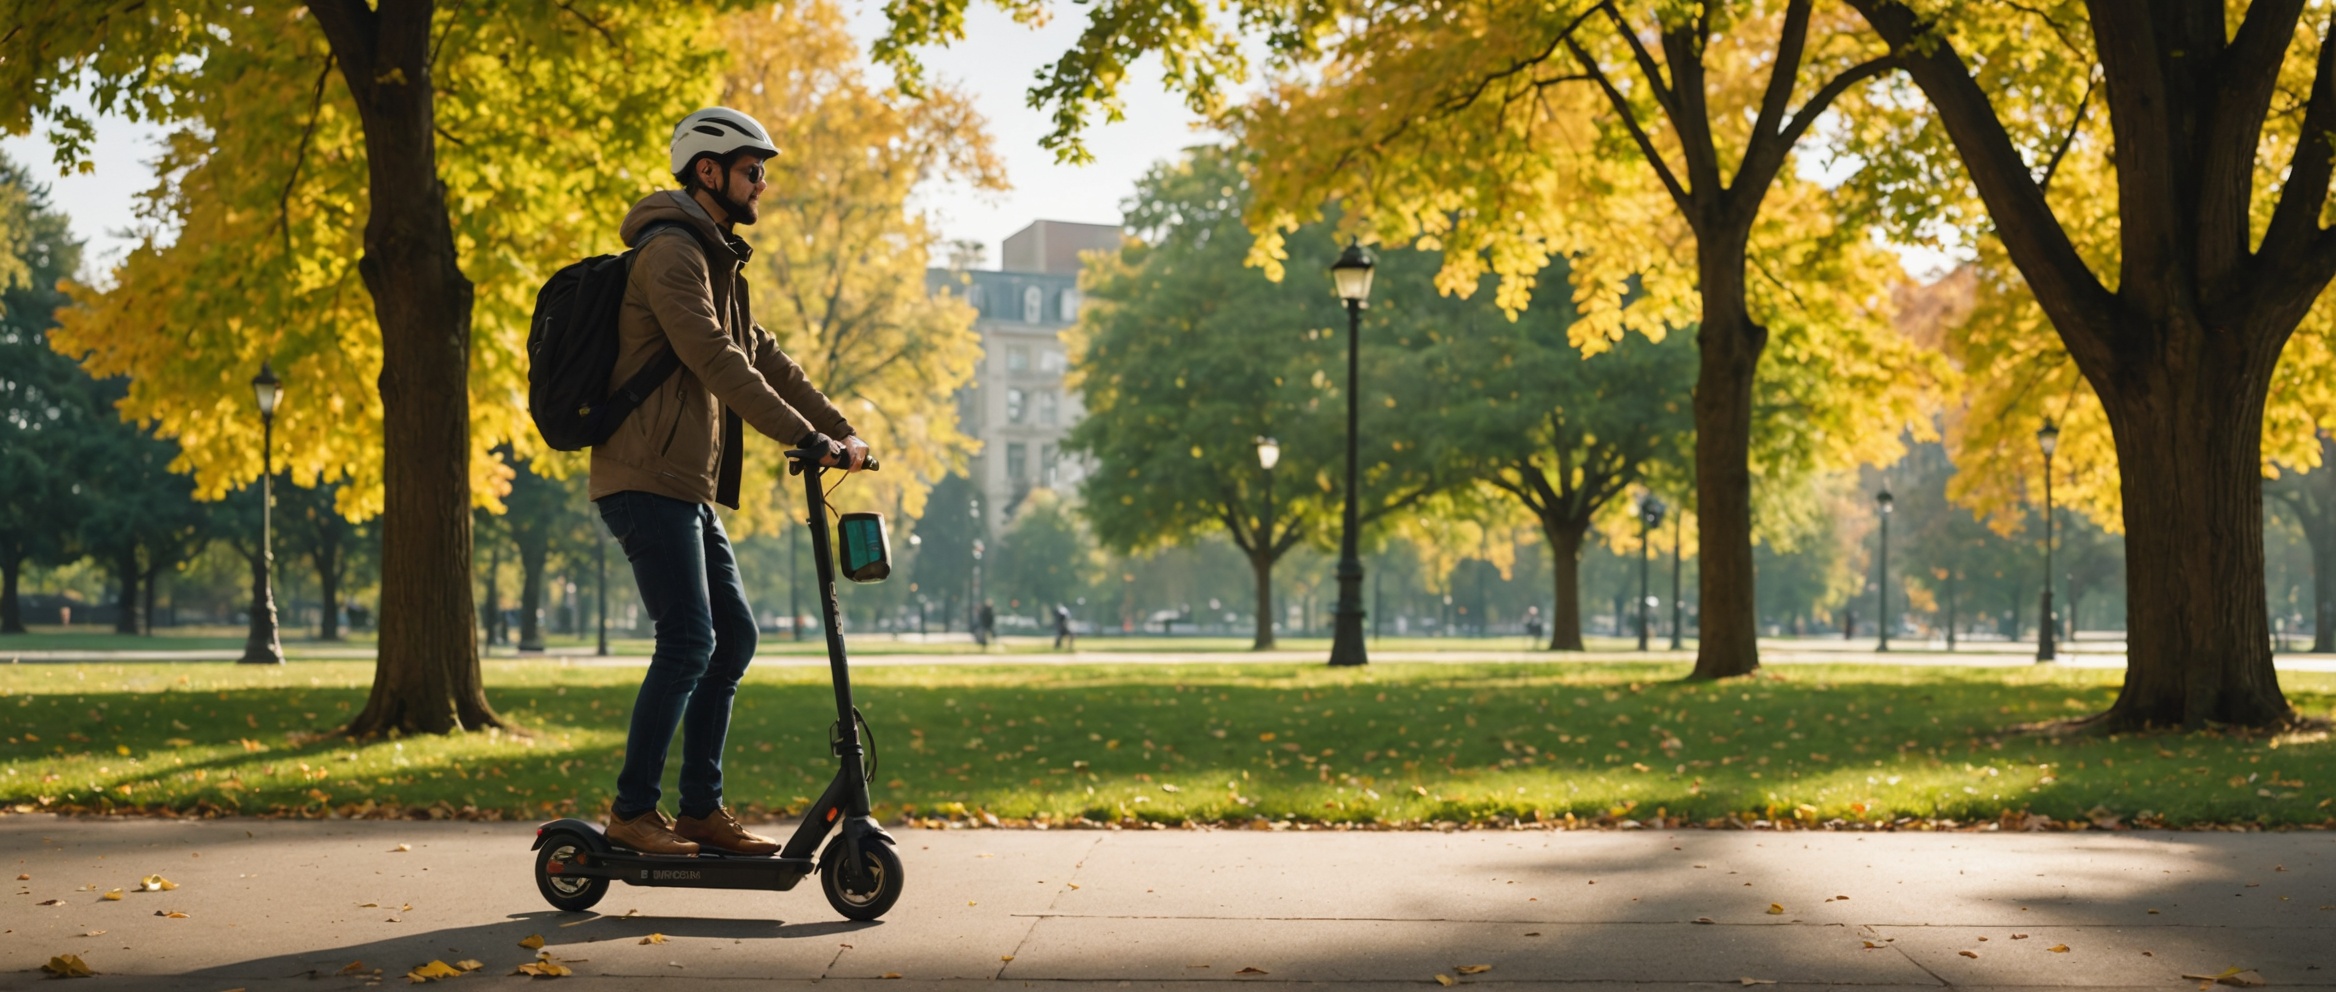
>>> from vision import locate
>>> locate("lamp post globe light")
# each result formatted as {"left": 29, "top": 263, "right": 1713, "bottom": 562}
{"left": 1638, "top": 495, "right": 1665, "bottom": 651}
{"left": 1874, "top": 487, "right": 1895, "bottom": 653}
{"left": 2036, "top": 419, "right": 2061, "bottom": 662}
{"left": 1327, "top": 242, "right": 1375, "bottom": 667}
{"left": 240, "top": 362, "right": 286, "bottom": 665}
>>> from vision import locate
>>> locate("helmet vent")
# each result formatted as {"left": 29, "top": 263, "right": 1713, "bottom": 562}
{"left": 693, "top": 124, "right": 727, "bottom": 137}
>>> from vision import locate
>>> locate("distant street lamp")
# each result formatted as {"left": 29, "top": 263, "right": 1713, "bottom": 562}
{"left": 1874, "top": 487, "right": 1895, "bottom": 652}
{"left": 1327, "top": 241, "right": 1375, "bottom": 667}
{"left": 240, "top": 363, "right": 285, "bottom": 665}
{"left": 1254, "top": 436, "right": 1281, "bottom": 651}
{"left": 2036, "top": 419, "right": 2061, "bottom": 662}
{"left": 1638, "top": 495, "right": 1665, "bottom": 651}
{"left": 1669, "top": 510, "right": 1685, "bottom": 650}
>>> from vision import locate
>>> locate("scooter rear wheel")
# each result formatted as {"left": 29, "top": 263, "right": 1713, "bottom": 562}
{"left": 820, "top": 840, "right": 903, "bottom": 921}
{"left": 535, "top": 834, "right": 609, "bottom": 913}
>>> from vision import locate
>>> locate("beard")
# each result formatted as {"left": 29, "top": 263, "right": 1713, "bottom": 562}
{"left": 715, "top": 170, "right": 760, "bottom": 226}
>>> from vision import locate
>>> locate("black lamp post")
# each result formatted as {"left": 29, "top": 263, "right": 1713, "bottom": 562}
{"left": 2036, "top": 419, "right": 2060, "bottom": 662}
{"left": 1874, "top": 487, "right": 1895, "bottom": 652}
{"left": 1669, "top": 510, "right": 1685, "bottom": 650}
{"left": 595, "top": 531, "right": 609, "bottom": 657}
{"left": 1327, "top": 241, "right": 1375, "bottom": 667}
{"left": 1254, "top": 436, "right": 1281, "bottom": 650}
{"left": 240, "top": 363, "right": 285, "bottom": 665}
{"left": 1638, "top": 494, "right": 1665, "bottom": 651}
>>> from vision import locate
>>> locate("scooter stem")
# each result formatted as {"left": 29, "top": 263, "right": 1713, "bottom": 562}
{"left": 794, "top": 457, "right": 870, "bottom": 819}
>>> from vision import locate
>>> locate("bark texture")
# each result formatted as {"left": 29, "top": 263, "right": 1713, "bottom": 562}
{"left": 313, "top": 0, "right": 502, "bottom": 736}
{"left": 1686, "top": 235, "right": 1763, "bottom": 679}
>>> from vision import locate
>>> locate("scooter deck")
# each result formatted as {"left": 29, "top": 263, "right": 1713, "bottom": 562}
{"left": 565, "top": 847, "right": 817, "bottom": 892}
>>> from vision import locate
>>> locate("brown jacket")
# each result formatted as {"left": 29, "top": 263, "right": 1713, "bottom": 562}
{"left": 588, "top": 190, "right": 852, "bottom": 508}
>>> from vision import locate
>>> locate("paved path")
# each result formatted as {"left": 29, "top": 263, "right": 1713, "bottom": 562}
{"left": 3, "top": 817, "right": 2331, "bottom": 990}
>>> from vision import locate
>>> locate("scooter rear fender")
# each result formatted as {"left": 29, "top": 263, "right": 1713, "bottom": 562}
{"left": 532, "top": 818, "right": 611, "bottom": 853}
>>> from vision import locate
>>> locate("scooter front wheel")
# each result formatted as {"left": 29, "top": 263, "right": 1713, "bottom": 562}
{"left": 820, "top": 840, "right": 903, "bottom": 920}
{"left": 535, "top": 834, "right": 609, "bottom": 913}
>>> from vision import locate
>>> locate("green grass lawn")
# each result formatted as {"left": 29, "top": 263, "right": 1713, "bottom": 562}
{"left": 0, "top": 627, "right": 1588, "bottom": 657}
{"left": 2, "top": 660, "right": 2330, "bottom": 828}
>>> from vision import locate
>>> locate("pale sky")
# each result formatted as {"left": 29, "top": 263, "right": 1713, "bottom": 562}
{"left": 0, "top": 2, "right": 1219, "bottom": 280}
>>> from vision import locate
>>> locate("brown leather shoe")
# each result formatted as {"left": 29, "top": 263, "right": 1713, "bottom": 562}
{"left": 675, "top": 806, "right": 781, "bottom": 856}
{"left": 606, "top": 806, "right": 699, "bottom": 856}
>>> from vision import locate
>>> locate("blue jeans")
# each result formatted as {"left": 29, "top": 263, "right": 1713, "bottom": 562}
{"left": 597, "top": 490, "right": 758, "bottom": 820}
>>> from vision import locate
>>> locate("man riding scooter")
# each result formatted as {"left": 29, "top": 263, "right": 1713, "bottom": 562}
{"left": 590, "top": 107, "right": 870, "bottom": 857}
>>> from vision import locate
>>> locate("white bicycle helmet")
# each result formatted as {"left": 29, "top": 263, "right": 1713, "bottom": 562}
{"left": 669, "top": 107, "right": 780, "bottom": 179}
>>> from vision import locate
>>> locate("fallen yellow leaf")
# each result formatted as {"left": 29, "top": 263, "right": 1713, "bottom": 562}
{"left": 1457, "top": 964, "right": 1493, "bottom": 974}
{"left": 1959, "top": 950, "right": 1979, "bottom": 959}
{"left": 392, "top": 844, "right": 411, "bottom": 852}
{"left": 1765, "top": 903, "right": 1784, "bottom": 915}
{"left": 455, "top": 960, "right": 483, "bottom": 972}
{"left": 1739, "top": 980, "right": 1777, "bottom": 987}
{"left": 1000, "top": 955, "right": 1015, "bottom": 962}
{"left": 405, "top": 959, "right": 463, "bottom": 982}
{"left": 138, "top": 874, "right": 177, "bottom": 892}
{"left": 2048, "top": 944, "right": 2070, "bottom": 953}
{"left": 42, "top": 954, "right": 94, "bottom": 978}
{"left": 1434, "top": 976, "right": 1456, "bottom": 987}
{"left": 879, "top": 973, "right": 902, "bottom": 980}
{"left": 100, "top": 888, "right": 123, "bottom": 901}
{"left": 1862, "top": 941, "right": 1882, "bottom": 949}
{"left": 519, "top": 934, "right": 546, "bottom": 949}
{"left": 639, "top": 934, "right": 667, "bottom": 945}
{"left": 339, "top": 961, "right": 369, "bottom": 975}
{"left": 513, "top": 959, "right": 574, "bottom": 978}
{"left": 156, "top": 910, "right": 189, "bottom": 919}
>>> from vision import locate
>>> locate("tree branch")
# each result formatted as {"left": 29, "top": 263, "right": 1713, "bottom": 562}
{"left": 1747, "top": 0, "right": 1814, "bottom": 156}
{"left": 1565, "top": 35, "right": 1693, "bottom": 210}
{"left": 275, "top": 54, "right": 337, "bottom": 262}
{"left": 1739, "top": 52, "right": 1898, "bottom": 196}
{"left": 2036, "top": 71, "right": 2097, "bottom": 197}
{"left": 2262, "top": 12, "right": 2336, "bottom": 270}
{"left": 1595, "top": 0, "right": 1679, "bottom": 119}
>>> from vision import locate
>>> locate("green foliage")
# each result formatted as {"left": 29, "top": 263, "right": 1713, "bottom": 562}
{"left": 0, "top": 155, "right": 89, "bottom": 614}
{"left": 5, "top": 2, "right": 743, "bottom": 517}
{"left": 5, "top": 660, "right": 2329, "bottom": 826}
{"left": 992, "top": 489, "right": 1100, "bottom": 611}
{"left": 1067, "top": 147, "right": 1452, "bottom": 560}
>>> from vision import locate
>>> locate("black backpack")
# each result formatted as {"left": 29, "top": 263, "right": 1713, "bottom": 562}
{"left": 526, "top": 222, "right": 699, "bottom": 451}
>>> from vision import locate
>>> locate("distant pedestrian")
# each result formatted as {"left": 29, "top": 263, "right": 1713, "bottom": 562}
{"left": 978, "top": 601, "right": 997, "bottom": 648}
{"left": 1523, "top": 606, "right": 1544, "bottom": 646}
{"left": 1053, "top": 603, "right": 1075, "bottom": 651}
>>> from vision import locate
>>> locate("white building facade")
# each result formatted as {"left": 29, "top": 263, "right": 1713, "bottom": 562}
{"left": 927, "top": 220, "right": 1122, "bottom": 532}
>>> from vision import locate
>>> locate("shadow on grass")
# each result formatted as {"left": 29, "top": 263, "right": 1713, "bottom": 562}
{"left": 2, "top": 661, "right": 2331, "bottom": 826}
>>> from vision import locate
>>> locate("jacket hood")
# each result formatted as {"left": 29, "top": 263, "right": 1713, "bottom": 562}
{"left": 619, "top": 190, "right": 745, "bottom": 261}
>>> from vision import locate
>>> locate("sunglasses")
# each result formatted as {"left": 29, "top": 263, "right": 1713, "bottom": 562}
{"left": 735, "top": 161, "right": 766, "bottom": 183}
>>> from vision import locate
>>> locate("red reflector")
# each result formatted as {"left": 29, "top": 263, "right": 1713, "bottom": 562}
{"left": 546, "top": 860, "right": 564, "bottom": 874}
{"left": 825, "top": 807, "right": 839, "bottom": 823}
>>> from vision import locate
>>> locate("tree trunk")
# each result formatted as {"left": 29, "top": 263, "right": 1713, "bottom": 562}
{"left": 1543, "top": 519, "right": 1587, "bottom": 651}
{"left": 142, "top": 561, "right": 160, "bottom": 637}
{"left": 1688, "top": 231, "right": 1765, "bottom": 679}
{"left": 1249, "top": 552, "right": 1276, "bottom": 650}
{"left": 2095, "top": 347, "right": 2293, "bottom": 728}
{"left": 321, "top": 1, "right": 502, "bottom": 735}
{"left": 517, "top": 528, "right": 547, "bottom": 652}
{"left": 0, "top": 551, "right": 23, "bottom": 634}
{"left": 112, "top": 549, "right": 140, "bottom": 635}
{"left": 315, "top": 529, "right": 342, "bottom": 642}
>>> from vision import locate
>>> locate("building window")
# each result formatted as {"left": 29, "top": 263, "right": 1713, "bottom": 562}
{"left": 956, "top": 386, "right": 978, "bottom": 428}
{"left": 1038, "top": 349, "right": 1067, "bottom": 374}
{"left": 1006, "top": 387, "right": 1026, "bottom": 424}
{"left": 1006, "top": 345, "right": 1031, "bottom": 372}
{"left": 967, "top": 284, "right": 986, "bottom": 314}
{"left": 1022, "top": 285, "right": 1044, "bottom": 324}
{"left": 1041, "top": 444, "right": 1058, "bottom": 487}
{"left": 1038, "top": 390, "right": 1059, "bottom": 425}
{"left": 1060, "top": 288, "right": 1081, "bottom": 322}
{"left": 1007, "top": 442, "right": 1028, "bottom": 481}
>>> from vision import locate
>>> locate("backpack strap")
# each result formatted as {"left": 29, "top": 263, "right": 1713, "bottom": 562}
{"left": 608, "top": 220, "right": 712, "bottom": 413}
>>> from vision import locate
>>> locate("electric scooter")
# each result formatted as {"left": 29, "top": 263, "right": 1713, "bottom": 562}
{"left": 529, "top": 445, "right": 903, "bottom": 921}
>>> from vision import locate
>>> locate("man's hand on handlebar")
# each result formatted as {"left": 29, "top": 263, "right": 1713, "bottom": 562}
{"left": 835, "top": 435, "right": 871, "bottom": 472}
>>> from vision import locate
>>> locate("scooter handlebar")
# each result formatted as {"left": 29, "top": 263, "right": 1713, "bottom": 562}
{"left": 784, "top": 447, "right": 879, "bottom": 476}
